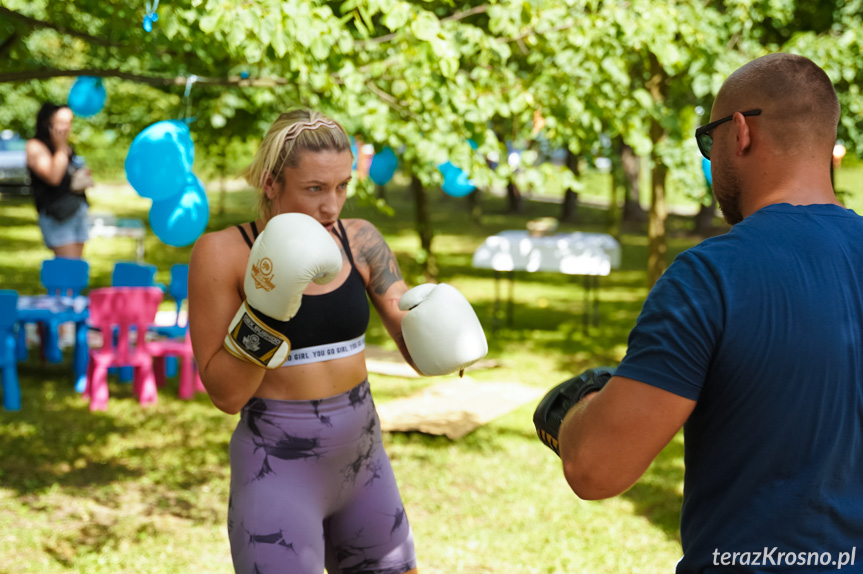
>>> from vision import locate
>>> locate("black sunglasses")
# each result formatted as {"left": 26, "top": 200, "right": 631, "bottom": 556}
{"left": 695, "top": 109, "right": 762, "bottom": 160}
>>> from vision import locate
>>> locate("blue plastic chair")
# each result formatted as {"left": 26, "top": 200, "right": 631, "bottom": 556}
{"left": 151, "top": 264, "right": 189, "bottom": 340}
{"left": 150, "top": 264, "right": 189, "bottom": 378}
{"left": 0, "top": 290, "right": 21, "bottom": 411}
{"left": 17, "top": 258, "right": 90, "bottom": 392}
{"left": 41, "top": 258, "right": 90, "bottom": 364}
{"left": 112, "top": 262, "right": 160, "bottom": 288}
{"left": 17, "top": 258, "right": 90, "bottom": 362}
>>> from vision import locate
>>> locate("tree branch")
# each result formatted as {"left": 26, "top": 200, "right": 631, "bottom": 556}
{"left": 0, "top": 67, "right": 288, "bottom": 88}
{"left": 364, "top": 80, "right": 406, "bottom": 111}
{"left": 0, "top": 7, "right": 122, "bottom": 49}
{"left": 502, "top": 23, "right": 574, "bottom": 44}
{"left": 355, "top": 4, "right": 489, "bottom": 48}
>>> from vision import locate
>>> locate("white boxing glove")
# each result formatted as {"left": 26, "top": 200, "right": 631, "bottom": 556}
{"left": 399, "top": 283, "right": 488, "bottom": 376}
{"left": 224, "top": 213, "right": 343, "bottom": 368}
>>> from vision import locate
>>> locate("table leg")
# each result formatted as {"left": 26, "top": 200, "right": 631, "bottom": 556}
{"left": 2, "top": 332, "right": 21, "bottom": 411}
{"left": 507, "top": 271, "right": 515, "bottom": 327}
{"left": 492, "top": 271, "right": 501, "bottom": 334}
{"left": 16, "top": 322, "right": 28, "bottom": 362}
{"left": 592, "top": 275, "right": 600, "bottom": 328}
{"left": 582, "top": 275, "right": 590, "bottom": 334}
{"left": 73, "top": 320, "right": 89, "bottom": 393}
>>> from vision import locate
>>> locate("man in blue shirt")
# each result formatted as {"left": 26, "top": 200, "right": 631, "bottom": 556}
{"left": 535, "top": 53, "right": 863, "bottom": 572}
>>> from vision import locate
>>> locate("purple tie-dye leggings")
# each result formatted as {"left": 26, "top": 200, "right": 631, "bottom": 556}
{"left": 227, "top": 379, "right": 417, "bottom": 574}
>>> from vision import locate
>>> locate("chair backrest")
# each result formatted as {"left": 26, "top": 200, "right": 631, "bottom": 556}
{"left": 0, "top": 290, "right": 18, "bottom": 330}
{"left": 41, "top": 258, "right": 90, "bottom": 297}
{"left": 112, "top": 262, "right": 158, "bottom": 287}
{"left": 168, "top": 264, "right": 189, "bottom": 326}
{"left": 88, "top": 287, "right": 163, "bottom": 362}
{"left": 168, "top": 264, "right": 189, "bottom": 302}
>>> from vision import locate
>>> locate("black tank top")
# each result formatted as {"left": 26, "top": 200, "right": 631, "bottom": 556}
{"left": 237, "top": 219, "right": 370, "bottom": 352}
{"left": 28, "top": 147, "right": 85, "bottom": 213}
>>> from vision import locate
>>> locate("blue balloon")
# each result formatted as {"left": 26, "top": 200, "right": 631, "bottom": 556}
{"left": 702, "top": 157, "right": 712, "bottom": 186}
{"left": 67, "top": 77, "right": 107, "bottom": 117}
{"left": 149, "top": 174, "right": 210, "bottom": 247}
{"left": 439, "top": 161, "right": 476, "bottom": 197}
{"left": 125, "top": 120, "right": 195, "bottom": 201}
{"left": 368, "top": 147, "right": 398, "bottom": 186}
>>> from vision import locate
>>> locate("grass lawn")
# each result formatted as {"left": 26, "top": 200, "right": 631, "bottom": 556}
{"left": 1, "top": 167, "right": 860, "bottom": 573}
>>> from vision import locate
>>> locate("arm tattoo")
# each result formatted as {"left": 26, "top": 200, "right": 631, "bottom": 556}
{"left": 355, "top": 222, "right": 403, "bottom": 295}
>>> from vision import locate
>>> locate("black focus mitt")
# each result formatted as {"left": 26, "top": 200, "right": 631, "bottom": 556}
{"left": 533, "top": 367, "right": 616, "bottom": 456}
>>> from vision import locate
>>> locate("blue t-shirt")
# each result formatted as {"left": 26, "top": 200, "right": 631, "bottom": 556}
{"left": 616, "top": 203, "right": 863, "bottom": 573}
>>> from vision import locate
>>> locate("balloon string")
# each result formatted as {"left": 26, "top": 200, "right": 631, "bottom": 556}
{"left": 181, "top": 74, "right": 198, "bottom": 124}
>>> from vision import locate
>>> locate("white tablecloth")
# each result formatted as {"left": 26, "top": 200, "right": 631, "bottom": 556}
{"left": 472, "top": 231, "right": 621, "bottom": 276}
{"left": 18, "top": 294, "right": 88, "bottom": 314}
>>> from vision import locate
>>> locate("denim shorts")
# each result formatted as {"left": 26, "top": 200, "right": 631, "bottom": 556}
{"left": 38, "top": 203, "right": 90, "bottom": 248}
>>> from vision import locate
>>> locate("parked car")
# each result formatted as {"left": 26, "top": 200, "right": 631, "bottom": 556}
{"left": 0, "top": 130, "right": 31, "bottom": 195}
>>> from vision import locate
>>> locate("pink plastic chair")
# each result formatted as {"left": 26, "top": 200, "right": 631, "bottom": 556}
{"left": 84, "top": 287, "right": 163, "bottom": 411}
{"left": 148, "top": 331, "right": 205, "bottom": 400}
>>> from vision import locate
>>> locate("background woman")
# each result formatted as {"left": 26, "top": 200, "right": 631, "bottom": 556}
{"left": 26, "top": 103, "right": 91, "bottom": 258}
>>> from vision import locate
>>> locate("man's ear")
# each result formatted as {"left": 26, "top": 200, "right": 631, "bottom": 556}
{"left": 732, "top": 111, "right": 752, "bottom": 157}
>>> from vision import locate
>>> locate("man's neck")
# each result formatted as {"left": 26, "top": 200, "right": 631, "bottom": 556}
{"left": 742, "top": 164, "right": 839, "bottom": 217}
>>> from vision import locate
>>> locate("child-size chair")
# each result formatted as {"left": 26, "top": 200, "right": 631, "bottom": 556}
{"left": 151, "top": 264, "right": 189, "bottom": 339}
{"left": 84, "top": 287, "right": 163, "bottom": 411}
{"left": 151, "top": 264, "right": 189, "bottom": 378}
{"left": 111, "top": 262, "right": 164, "bottom": 382}
{"left": 148, "top": 331, "right": 205, "bottom": 400}
{"left": 17, "top": 258, "right": 90, "bottom": 365}
{"left": 0, "top": 290, "right": 21, "bottom": 411}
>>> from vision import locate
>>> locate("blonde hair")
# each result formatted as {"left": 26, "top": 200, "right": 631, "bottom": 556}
{"left": 241, "top": 109, "right": 352, "bottom": 219}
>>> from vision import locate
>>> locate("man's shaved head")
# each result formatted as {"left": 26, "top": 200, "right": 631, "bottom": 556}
{"left": 714, "top": 53, "right": 840, "bottom": 156}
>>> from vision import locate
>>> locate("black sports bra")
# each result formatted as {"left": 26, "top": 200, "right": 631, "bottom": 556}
{"left": 237, "top": 220, "right": 370, "bottom": 358}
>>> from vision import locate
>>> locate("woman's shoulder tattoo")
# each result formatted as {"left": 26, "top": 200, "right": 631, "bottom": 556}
{"left": 351, "top": 220, "right": 403, "bottom": 295}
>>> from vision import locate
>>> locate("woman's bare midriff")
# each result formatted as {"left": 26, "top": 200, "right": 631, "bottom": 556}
{"left": 252, "top": 352, "right": 369, "bottom": 401}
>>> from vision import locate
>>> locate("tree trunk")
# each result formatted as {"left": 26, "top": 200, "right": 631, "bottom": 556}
{"left": 694, "top": 192, "right": 717, "bottom": 236}
{"left": 467, "top": 188, "right": 482, "bottom": 225}
{"left": 620, "top": 141, "right": 646, "bottom": 223}
{"left": 560, "top": 149, "right": 580, "bottom": 222}
{"left": 646, "top": 53, "right": 668, "bottom": 287}
{"left": 608, "top": 146, "right": 623, "bottom": 238}
{"left": 218, "top": 145, "right": 228, "bottom": 216}
{"left": 648, "top": 149, "right": 668, "bottom": 287}
{"left": 411, "top": 174, "right": 437, "bottom": 281}
{"left": 506, "top": 180, "right": 524, "bottom": 213}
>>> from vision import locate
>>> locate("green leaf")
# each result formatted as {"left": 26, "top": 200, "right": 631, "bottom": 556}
{"left": 411, "top": 11, "right": 441, "bottom": 42}
{"left": 210, "top": 113, "right": 227, "bottom": 129}
{"left": 383, "top": 3, "right": 412, "bottom": 32}
{"left": 311, "top": 36, "right": 330, "bottom": 61}
{"left": 198, "top": 12, "right": 222, "bottom": 34}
